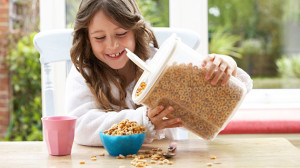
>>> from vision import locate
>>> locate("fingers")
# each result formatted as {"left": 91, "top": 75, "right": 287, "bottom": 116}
{"left": 163, "top": 120, "right": 184, "bottom": 129}
{"left": 156, "top": 106, "right": 173, "bottom": 119}
{"left": 147, "top": 106, "right": 183, "bottom": 130}
{"left": 203, "top": 54, "right": 238, "bottom": 86}
{"left": 205, "top": 55, "right": 222, "bottom": 80}
{"left": 201, "top": 54, "right": 215, "bottom": 67}
{"left": 210, "top": 62, "right": 228, "bottom": 85}
{"left": 219, "top": 63, "right": 227, "bottom": 72}
{"left": 221, "top": 67, "right": 234, "bottom": 86}
{"left": 156, "top": 118, "right": 183, "bottom": 130}
{"left": 221, "top": 72, "right": 231, "bottom": 86}
{"left": 147, "top": 105, "right": 173, "bottom": 124}
{"left": 147, "top": 105, "right": 164, "bottom": 118}
{"left": 211, "top": 70, "right": 224, "bottom": 85}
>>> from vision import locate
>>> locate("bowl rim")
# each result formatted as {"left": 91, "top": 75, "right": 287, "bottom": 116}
{"left": 99, "top": 131, "right": 146, "bottom": 137}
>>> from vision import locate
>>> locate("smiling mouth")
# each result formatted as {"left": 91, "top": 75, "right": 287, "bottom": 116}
{"left": 107, "top": 50, "right": 124, "bottom": 58}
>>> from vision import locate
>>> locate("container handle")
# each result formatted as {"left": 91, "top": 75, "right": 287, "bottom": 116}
{"left": 125, "top": 48, "right": 152, "bottom": 73}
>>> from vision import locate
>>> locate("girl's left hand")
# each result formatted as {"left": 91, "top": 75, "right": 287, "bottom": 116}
{"left": 201, "top": 53, "right": 237, "bottom": 86}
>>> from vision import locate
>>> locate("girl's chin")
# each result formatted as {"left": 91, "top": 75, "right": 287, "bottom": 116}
{"left": 108, "top": 62, "right": 128, "bottom": 70}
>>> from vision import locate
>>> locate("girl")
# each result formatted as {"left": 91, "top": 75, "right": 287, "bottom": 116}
{"left": 66, "top": 0, "right": 253, "bottom": 146}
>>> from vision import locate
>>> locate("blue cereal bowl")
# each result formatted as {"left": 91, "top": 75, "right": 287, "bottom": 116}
{"left": 99, "top": 131, "right": 146, "bottom": 156}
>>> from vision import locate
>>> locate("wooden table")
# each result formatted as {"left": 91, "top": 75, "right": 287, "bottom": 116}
{"left": 1, "top": 138, "right": 300, "bottom": 168}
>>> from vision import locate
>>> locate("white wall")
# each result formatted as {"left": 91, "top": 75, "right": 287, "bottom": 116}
{"left": 169, "top": 0, "right": 208, "bottom": 56}
{"left": 40, "top": 0, "right": 67, "bottom": 116}
{"left": 40, "top": 0, "right": 66, "bottom": 31}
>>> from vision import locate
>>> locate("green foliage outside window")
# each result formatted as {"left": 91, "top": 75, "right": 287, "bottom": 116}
{"left": 276, "top": 55, "right": 300, "bottom": 78}
{"left": 4, "top": 33, "right": 42, "bottom": 141}
{"left": 209, "top": 28, "right": 241, "bottom": 59}
{"left": 208, "top": 0, "right": 300, "bottom": 88}
{"left": 137, "top": 0, "right": 169, "bottom": 27}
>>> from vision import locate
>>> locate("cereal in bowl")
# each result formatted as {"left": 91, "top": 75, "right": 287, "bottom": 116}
{"left": 103, "top": 119, "right": 146, "bottom": 135}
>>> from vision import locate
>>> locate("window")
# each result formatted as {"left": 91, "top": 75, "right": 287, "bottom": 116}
{"left": 208, "top": 0, "right": 300, "bottom": 108}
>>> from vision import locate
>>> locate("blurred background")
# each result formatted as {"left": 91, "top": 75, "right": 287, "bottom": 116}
{"left": 0, "top": 0, "right": 299, "bottom": 141}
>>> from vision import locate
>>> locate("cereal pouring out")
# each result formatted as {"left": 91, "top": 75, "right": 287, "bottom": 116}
{"left": 99, "top": 119, "right": 147, "bottom": 156}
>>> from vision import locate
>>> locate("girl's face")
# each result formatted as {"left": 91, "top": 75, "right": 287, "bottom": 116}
{"left": 88, "top": 10, "right": 136, "bottom": 70}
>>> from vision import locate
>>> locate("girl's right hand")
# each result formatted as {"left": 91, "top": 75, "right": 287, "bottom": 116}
{"left": 147, "top": 105, "right": 183, "bottom": 130}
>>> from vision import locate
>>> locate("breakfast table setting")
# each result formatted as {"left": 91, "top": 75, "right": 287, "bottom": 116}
{"left": 1, "top": 137, "right": 300, "bottom": 168}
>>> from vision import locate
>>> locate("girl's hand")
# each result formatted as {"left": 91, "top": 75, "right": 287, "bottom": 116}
{"left": 147, "top": 105, "right": 183, "bottom": 130}
{"left": 201, "top": 53, "right": 237, "bottom": 86}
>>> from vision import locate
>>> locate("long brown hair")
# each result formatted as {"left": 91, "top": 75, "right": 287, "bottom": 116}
{"left": 70, "top": 0, "right": 158, "bottom": 111}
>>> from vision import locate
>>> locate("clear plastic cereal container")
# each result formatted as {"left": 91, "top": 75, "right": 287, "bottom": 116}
{"left": 126, "top": 34, "right": 247, "bottom": 140}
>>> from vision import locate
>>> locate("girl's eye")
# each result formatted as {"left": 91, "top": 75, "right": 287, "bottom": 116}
{"left": 95, "top": 36, "right": 105, "bottom": 40}
{"left": 116, "top": 32, "right": 127, "bottom": 37}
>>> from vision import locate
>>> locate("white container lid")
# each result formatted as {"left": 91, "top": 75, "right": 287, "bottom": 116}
{"left": 127, "top": 34, "right": 180, "bottom": 104}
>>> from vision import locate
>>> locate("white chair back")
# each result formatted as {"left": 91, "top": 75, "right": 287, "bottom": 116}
{"left": 33, "top": 27, "right": 201, "bottom": 117}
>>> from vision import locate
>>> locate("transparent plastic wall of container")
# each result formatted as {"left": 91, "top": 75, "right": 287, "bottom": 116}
{"left": 128, "top": 35, "right": 247, "bottom": 140}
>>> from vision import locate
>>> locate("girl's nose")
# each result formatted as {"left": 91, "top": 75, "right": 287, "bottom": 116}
{"left": 107, "top": 36, "right": 119, "bottom": 49}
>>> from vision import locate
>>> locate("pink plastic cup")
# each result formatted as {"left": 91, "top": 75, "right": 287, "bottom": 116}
{"left": 41, "top": 116, "right": 77, "bottom": 156}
